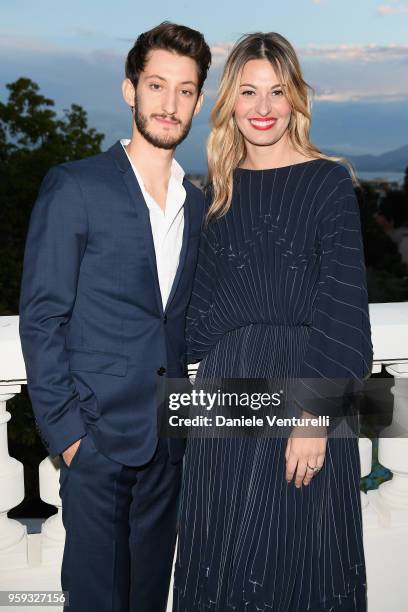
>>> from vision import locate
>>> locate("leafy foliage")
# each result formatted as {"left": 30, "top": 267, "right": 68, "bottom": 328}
{"left": 356, "top": 182, "right": 408, "bottom": 301}
{"left": 0, "top": 78, "right": 104, "bottom": 314}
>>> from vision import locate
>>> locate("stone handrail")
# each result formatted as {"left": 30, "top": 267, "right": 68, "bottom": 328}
{"left": 1, "top": 304, "right": 408, "bottom": 611}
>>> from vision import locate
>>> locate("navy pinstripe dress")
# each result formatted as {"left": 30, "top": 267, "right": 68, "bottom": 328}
{"left": 173, "top": 159, "right": 373, "bottom": 612}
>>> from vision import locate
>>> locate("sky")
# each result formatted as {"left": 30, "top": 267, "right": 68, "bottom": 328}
{"left": 1, "top": 0, "right": 408, "bottom": 172}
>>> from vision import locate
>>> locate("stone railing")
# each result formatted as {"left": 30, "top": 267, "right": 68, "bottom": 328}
{"left": 0, "top": 305, "right": 408, "bottom": 611}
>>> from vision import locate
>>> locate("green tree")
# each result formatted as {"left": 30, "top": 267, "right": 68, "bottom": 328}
{"left": 356, "top": 182, "right": 408, "bottom": 302}
{"left": 0, "top": 77, "right": 104, "bottom": 315}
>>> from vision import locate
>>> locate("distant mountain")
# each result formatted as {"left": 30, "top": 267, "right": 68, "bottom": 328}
{"left": 180, "top": 142, "right": 408, "bottom": 177}
{"left": 326, "top": 145, "right": 408, "bottom": 172}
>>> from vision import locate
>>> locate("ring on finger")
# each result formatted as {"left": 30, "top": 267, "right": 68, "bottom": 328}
{"left": 307, "top": 463, "right": 321, "bottom": 473}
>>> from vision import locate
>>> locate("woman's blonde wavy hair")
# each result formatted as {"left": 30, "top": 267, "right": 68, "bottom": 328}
{"left": 207, "top": 32, "right": 357, "bottom": 221}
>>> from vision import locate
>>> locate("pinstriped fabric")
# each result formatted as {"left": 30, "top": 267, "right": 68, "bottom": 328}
{"left": 173, "top": 159, "right": 373, "bottom": 611}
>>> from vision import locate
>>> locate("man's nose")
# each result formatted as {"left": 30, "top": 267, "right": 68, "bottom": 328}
{"left": 162, "top": 88, "right": 177, "bottom": 116}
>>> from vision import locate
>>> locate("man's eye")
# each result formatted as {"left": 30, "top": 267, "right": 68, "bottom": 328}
{"left": 149, "top": 83, "right": 161, "bottom": 90}
{"left": 181, "top": 90, "right": 193, "bottom": 96}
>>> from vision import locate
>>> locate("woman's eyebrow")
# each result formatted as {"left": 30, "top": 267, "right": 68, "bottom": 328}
{"left": 239, "top": 82, "right": 284, "bottom": 88}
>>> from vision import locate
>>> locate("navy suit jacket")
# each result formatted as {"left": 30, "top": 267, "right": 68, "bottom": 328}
{"left": 19, "top": 140, "right": 205, "bottom": 466}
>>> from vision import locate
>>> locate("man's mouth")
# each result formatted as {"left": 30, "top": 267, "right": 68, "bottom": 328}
{"left": 153, "top": 115, "right": 180, "bottom": 126}
{"left": 248, "top": 117, "right": 277, "bottom": 131}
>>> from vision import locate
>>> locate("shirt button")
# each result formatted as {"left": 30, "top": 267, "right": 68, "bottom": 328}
{"left": 157, "top": 367, "right": 166, "bottom": 376}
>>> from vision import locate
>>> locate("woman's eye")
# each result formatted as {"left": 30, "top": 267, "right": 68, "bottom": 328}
{"left": 242, "top": 90, "right": 255, "bottom": 96}
{"left": 272, "top": 89, "right": 283, "bottom": 96}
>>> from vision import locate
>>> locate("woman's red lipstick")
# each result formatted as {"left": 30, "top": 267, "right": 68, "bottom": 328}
{"left": 248, "top": 117, "right": 277, "bottom": 130}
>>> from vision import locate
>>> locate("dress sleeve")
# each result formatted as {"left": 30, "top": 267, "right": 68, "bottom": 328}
{"left": 292, "top": 167, "right": 373, "bottom": 418}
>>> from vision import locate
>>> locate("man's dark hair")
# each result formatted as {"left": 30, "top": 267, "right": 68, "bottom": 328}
{"left": 125, "top": 21, "right": 211, "bottom": 93}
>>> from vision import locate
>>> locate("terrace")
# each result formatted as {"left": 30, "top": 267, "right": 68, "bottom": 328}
{"left": 0, "top": 304, "right": 408, "bottom": 611}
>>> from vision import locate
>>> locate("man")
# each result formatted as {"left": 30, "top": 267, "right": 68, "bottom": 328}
{"left": 19, "top": 22, "right": 211, "bottom": 612}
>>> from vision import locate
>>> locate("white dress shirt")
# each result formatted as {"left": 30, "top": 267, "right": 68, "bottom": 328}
{"left": 121, "top": 139, "right": 186, "bottom": 310}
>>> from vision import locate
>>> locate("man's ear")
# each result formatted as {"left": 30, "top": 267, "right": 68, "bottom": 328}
{"left": 193, "top": 91, "right": 204, "bottom": 116}
{"left": 122, "top": 78, "right": 136, "bottom": 108}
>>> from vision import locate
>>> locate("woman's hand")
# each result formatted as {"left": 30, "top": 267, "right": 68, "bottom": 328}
{"left": 285, "top": 410, "right": 327, "bottom": 487}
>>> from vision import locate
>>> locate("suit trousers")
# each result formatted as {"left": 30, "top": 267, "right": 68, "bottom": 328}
{"left": 59, "top": 431, "right": 182, "bottom": 612}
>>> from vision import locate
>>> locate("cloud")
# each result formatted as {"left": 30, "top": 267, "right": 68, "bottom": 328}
{"left": 0, "top": 32, "right": 125, "bottom": 67}
{"left": 313, "top": 89, "right": 407, "bottom": 103}
{"left": 1, "top": 31, "right": 407, "bottom": 169}
{"left": 72, "top": 27, "right": 104, "bottom": 38}
{"left": 377, "top": 4, "right": 408, "bottom": 16}
{"left": 204, "top": 41, "right": 408, "bottom": 103}
{"left": 208, "top": 41, "right": 408, "bottom": 64}
{"left": 0, "top": 32, "right": 59, "bottom": 53}
{"left": 300, "top": 43, "right": 408, "bottom": 62}
{"left": 210, "top": 42, "right": 234, "bottom": 65}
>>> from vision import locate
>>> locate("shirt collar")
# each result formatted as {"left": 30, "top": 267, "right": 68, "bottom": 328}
{"left": 120, "top": 138, "right": 185, "bottom": 186}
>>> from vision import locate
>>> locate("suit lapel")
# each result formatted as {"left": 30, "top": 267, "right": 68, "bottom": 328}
{"left": 164, "top": 190, "right": 191, "bottom": 314}
{"left": 108, "top": 141, "right": 163, "bottom": 315}
{"left": 107, "top": 140, "right": 193, "bottom": 316}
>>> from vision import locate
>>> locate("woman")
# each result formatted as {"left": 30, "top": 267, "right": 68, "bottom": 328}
{"left": 173, "top": 32, "right": 373, "bottom": 611}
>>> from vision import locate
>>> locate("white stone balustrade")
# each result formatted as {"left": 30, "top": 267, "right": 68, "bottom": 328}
{"left": 0, "top": 304, "right": 408, "bottom": 611}
{"left": 0, "top": 385, "right": 27, "bottom": 570}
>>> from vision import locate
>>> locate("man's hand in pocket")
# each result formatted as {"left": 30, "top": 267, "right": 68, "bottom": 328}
{"left": 62, "top": 437, "right": 83, "bottom": 467}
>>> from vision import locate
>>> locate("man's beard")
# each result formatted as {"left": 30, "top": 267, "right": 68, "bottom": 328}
{"left": 134, "top": 100, "right": 193, "bottom": 150}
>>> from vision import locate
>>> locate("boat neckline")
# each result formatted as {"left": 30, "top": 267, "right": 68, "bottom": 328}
{"left": 235, "top": 158, "right": 323, "bottom": 172}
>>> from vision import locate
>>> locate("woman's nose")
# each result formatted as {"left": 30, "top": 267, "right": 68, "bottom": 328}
{"left": 254, "top": 95, "right": 273, "bottom": 116}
